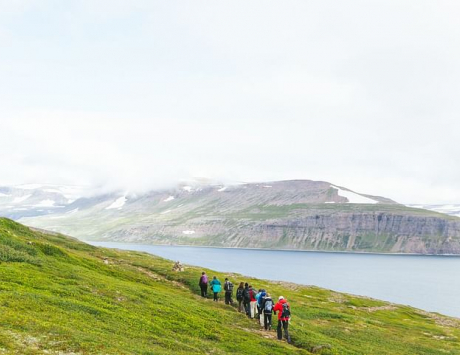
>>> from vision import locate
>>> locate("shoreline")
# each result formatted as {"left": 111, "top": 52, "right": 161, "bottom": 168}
{"left": 86, "top": 240, "right": 460, "bottom": 257}
{"left": 85, "top": 241, "right": 460, "bottom": 320}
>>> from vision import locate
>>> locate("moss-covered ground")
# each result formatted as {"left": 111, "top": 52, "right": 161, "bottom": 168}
{"left": 0, "top": 218, "right": 459, "bottom": 354}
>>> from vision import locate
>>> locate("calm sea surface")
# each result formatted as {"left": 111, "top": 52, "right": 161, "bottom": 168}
{"left": 89, "top": 242, "right": 460, "bottom": 318}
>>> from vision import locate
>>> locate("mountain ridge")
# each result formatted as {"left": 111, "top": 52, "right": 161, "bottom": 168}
{"left": 7, "top": 179, "right": 460, "bottom": 255}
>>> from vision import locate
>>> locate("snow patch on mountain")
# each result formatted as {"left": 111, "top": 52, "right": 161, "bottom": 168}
{"left": 33, "top": 199, "right": 56, "bottom": 207}
{"left": 217, "top": 187, "right": 227, "bottom": 192}
{"left": 163, "top": 196, "right": 175, "bottom": 202}
{"left": 331, "top": 186, "right": 378, "bottom": 204}
{"left": 106, "top": 196, "right": 127, "bottom": 210}
{"left": 182, "top": 186, "right": 192, "bottom": 192}
{"left": 182, "top": 230, "right": 195, "bottom": 235}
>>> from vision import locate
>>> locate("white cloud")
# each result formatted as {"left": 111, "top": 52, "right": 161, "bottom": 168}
{"left": 0, "top": 1, "right": 460, "bottom": 204}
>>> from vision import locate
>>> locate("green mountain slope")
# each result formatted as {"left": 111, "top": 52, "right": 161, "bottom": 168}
{"left": 0, "top": 218, "right": 459, "bottom": 354}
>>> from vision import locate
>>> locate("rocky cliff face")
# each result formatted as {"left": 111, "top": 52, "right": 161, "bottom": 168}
{"left": 14, "top": 180, "right": 460, "bottom": 254}
{"left": 104, "top": 209, "right": 460, "bottom": 254}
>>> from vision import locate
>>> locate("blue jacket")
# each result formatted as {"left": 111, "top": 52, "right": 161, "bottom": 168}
{"left": 210, "top": 279, "right": 221, "bottom": 292}
{"left": 257, "top": 291, "right": 266, "bottom": 306}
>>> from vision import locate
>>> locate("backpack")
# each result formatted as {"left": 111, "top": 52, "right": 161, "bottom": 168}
{"left": 227, "top": 282, "right": 234, "bottom": 292}
{"left": 243, "top": 288, "right": 250, "bottom": 302}
{"left": 199, "top": 275, "right": 208, "bottom": 286}
{"left": 281, "top": 303, "right": 291, "bottom": 319}
{"left": 258, "top": 292, "right": 266, "bottom": 306}
{"left": 236, "top": 288, "right": 244, "bottom": 300}
{"left": 264, "top": 299, "right": 273, "bottom": 313}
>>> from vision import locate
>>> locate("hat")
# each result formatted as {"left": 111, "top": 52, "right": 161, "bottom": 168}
{"left": 279, "top": 296, "right": 284, "bottom": 300}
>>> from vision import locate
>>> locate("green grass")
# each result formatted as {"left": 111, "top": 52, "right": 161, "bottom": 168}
{"left": 0, "top": 218, "right": 459, "bottom": 354}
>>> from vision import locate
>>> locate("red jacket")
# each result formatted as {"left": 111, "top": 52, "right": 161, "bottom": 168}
{"left": 273, "top": 299, "right": 290, "bottom": 321}
{"left": 249, "top": 288, "right": 257, "bottom": 302}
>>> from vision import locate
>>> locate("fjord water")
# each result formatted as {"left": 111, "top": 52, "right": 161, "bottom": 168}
{"left": 90, "top": 242, "right": 460, "bottom": 318}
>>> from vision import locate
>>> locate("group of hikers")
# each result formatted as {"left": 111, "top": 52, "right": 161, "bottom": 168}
{"left": 198, "top": 272, "right": 291, "bottom": 343}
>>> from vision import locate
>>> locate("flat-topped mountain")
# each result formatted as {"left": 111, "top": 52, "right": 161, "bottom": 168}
{"left": 10, "top": 179, "right": 460, "bottom": 255}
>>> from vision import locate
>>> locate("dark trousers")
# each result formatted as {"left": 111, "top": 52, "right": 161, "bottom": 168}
{"left": 213, "top": 292, "right": 218, "bottom": 301}
{"left": 237, "top": 299, "right": 244, "bottom": 312}
{"left": 277, "top": 320, "right": 290, "bottom": 343}
{"left": 264, "top": 313, "right": 272, "bottom": 330}
{"left": 243, "top": 301, "right": 250, "bottom": 316}
{"left": 225, "top": 292, "right": 233, "bottom": 305}
{"left": 200, "top": 285, "right": 207, "bottom": 297}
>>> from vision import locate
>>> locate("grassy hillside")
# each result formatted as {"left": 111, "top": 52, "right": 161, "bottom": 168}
{"left": 0, "top": 218, "right": 459, "bottom": 354}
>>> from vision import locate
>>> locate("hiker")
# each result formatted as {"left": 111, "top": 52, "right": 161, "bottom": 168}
{"left": 255, "top": 289, "right": 262, "bottom": 318}
{"left": 224, "top": 278, "right": 234, "bottom": 305}
{"left": 257, "top": 289, "right": 267, "bottom": 326}
{"left": 198, "top": 272, "right": 208, "bottom": 298}
{"left": 210, "top": 276, "right": 222, "bottom": 302}
{"left": 249, "top": 285, "right": 258, "bottom": 319}
{"left": 273, "top": 296, "right": 291, "bottom": 343}
{"left": 242, "top": 283, "right": 251, "bottom": 316}
{"left": 261, "top": 292, "right": 274, "bottom": 330}
{"left": 236, "top": 282, "right": 245, "bottom": 312}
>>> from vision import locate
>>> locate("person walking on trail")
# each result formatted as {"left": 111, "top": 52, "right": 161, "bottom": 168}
{"left": 242, "top": 283, "right": 251, "bottom": 316}
{"left": 255, "top": 289, "right": 262, "bottom": 318}
{"left": 249, "top": 285, "right": 258, "bottom": 319}
{"left": 273, "top": 296, "right": 291, "bottom": 343}
{"left": 210, "top": 276, "right": 222, "bottom": 302}
{"left": 198, "top": 272, "right": 208, "bottom": 298}
{"left": 261, "top": 293, "right": 274, "bottom": 330}
{"left": 257, "top": 289, "right": 267, "bottom": 326}
{"left": 236, "top": 282, "right": 245, "bottom": 312}
{"left": 224, "top": 278, "right": 234, "bottom": 305}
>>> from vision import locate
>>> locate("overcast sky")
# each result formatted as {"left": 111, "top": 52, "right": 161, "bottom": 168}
{"left": 1, "top": 1, "right": 459, "bottom": 204}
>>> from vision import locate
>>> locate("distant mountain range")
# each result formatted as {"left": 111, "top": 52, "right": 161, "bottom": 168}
{"left": 0, "top": 184, "right": 84, "bottom": 219}
{"left": 1, "top": 180, "right": 460, "bottom": 254}
{"left": 406, "top": 204, "right": 460, "bottom": 218}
